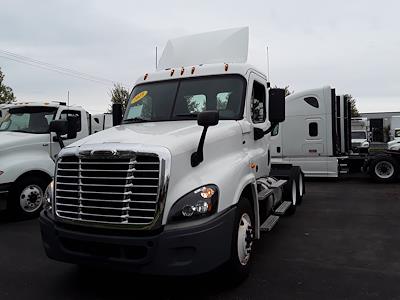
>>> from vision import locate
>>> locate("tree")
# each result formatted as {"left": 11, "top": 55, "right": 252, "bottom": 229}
{"left": 0, "top": 68, "right": 16, "bottom": 104}
{"left": 345, "top": 94, "right": 360, "bottom": 117}
{"left": 109, "top": 83, "right": 129, "bottom": 112}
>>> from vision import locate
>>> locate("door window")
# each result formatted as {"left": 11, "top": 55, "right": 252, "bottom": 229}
{"left": 309, "top": 122, "right": 318, "bottom": 137}
{"left": 250, "top": 81, "right": 266, "bottom": 124}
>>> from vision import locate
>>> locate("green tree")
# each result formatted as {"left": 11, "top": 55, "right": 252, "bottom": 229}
{"left": 0, "top": 68, "right": 16, "bottom": 104}
{"left": 109, "top": 83, "right": 129, "bottom": 112}
{"left": 345, "top": 94, "right": 360, "bottom": 117}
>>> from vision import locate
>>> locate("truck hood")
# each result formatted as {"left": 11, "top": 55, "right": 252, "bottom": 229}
{"left": 352, "top": 138, "right": 367, "bottom": 144}
{"left": 0, "top": 131, "right": 49, "bottom": 152}
{"left": 68, "top": 120, "right": 242, "bottom": 155}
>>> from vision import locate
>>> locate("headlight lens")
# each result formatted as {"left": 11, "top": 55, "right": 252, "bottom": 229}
{"left": 167, "top": 185, "right": 219, "bottom": 223}
{"left": 362, "top": 141, "right": 370, "bottom": 147}
{"left": 43, "top": 180, "right": 54, "bottom": 211}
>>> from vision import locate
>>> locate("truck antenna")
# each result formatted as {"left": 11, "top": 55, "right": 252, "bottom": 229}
{"left": 67, "top": 90, "right": 70, "bottom": 107}
{"left": 155, "top": 46, "right": 158, "bottom": 70}
{"left": 266, "top": 45, "right": 270, "bottom": 83}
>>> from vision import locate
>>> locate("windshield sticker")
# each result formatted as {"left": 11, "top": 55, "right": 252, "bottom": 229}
{"left": 131, "top": 91, "right": 148, "bottom": 104}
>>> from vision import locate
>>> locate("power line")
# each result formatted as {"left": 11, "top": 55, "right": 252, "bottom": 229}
{"left": 0, "top": 48, "right": 122, "bottom": 86}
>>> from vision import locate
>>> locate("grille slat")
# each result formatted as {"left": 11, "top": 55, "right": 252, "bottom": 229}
{"left": 55, "top": 152, "right": 161, "bottom": 226}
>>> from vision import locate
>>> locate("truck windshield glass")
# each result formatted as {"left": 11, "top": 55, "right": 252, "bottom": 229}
{"left": 352, "top": 131, "right": 366, "bottom": 139}
{"left": 0, "top": 106, "right": 57, "bottom": 134}
{"left": 124, "top": 75, "right": 245, "bottom": 123}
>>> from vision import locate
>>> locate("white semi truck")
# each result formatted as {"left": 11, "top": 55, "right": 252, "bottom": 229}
{"left": 0, "top": 102, "right": 113, "bottom": 218}
{"left": 270, "top": 87, "right": 400, "bottom": 182}
{"left": 39, "top": 28, "right": 304, "bottom": 280}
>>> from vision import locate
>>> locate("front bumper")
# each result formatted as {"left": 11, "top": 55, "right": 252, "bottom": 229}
{"left": 0, "top": 183, "right": 11, "bottom": 211}
{"left": 40, "top": 207, "right": 236, "bottom": 276}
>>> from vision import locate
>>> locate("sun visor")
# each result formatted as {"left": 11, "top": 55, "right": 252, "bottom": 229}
{"left": 158, "top": 27, "right": 249, "bottom": 70}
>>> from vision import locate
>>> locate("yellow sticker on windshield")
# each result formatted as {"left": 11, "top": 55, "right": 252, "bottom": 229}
{"left": 131, "top": 91, "right": 148, "bottom": 104}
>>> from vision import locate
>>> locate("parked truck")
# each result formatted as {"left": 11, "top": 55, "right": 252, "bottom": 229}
{"left": 270, "top": 87, "right": 400, "bottom": 182}
{"left": 0, "top": 101, "right": 113, "bottom": 218}
{"left": 0, "top": 104, "right": 10, "bottom": 123}
{"left": 388, "top": 116, "right": 400, "bottom": 150}
{"left": 351, "top": 117, "right": 370, "bottom": 153}
{"left": 39, "top": 27, "right": 304, "bottom": 280}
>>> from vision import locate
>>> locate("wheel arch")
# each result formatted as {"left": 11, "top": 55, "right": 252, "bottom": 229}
{"left": 12, "top": 170, "right": 52, "bottom": 188}
{"left": 238, "top": 181, "right": 260, "bottom": 240}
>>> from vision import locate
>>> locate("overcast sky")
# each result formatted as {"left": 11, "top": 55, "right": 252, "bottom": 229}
{"left": 1, "top": 0, "right": 399, "bottom": 113}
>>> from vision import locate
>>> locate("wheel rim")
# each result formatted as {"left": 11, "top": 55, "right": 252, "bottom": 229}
{"left": 19, "top": 184, "right": 44, "bottom": 213}
{"left": 298, "top": 175, "right": 304, "bottom": 197}
{"left": 237, "top": 213, "right": 253, "bottom": 266}
{"left": 375, "top": 161, "right": 395, "bottom": 179}
{"left": 292, "top": 182, "right": 297, "bottom": 205}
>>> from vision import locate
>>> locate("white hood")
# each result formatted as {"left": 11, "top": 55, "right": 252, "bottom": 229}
{"left": 0, "top": 131, "right": 49, "bottom": 152}
{"left": 69, "top": 120, "right": 242, "bottom": 155}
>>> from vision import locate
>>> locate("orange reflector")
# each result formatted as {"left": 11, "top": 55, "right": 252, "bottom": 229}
{"left": 250, "top": 163, "right": 257, "bottom": 169}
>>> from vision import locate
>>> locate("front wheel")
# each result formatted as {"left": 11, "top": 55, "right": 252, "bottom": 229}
{"left": 224, "top": 197, "right": 254, "bottom": 283}
{"left": 9, "top": 176, "right": 49, "bottom": 219}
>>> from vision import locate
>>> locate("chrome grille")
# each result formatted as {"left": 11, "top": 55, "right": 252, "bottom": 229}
{"left": 55, "top": 152, "right": 161, "bottom": 225}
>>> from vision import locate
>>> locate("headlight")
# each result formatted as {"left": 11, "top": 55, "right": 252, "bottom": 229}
{"left": 167, "top": 185, "right": 219, "bottom": 223}
{"left": 43, "top": 180, "right": 54, "bottom": 211}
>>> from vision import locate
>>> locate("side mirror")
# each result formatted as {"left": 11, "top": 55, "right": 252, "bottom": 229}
{"left": 197, "top": 111, "right": 219, "bottom": 127}
{"left": 66, "top": 115, "right": 78, "bottom": 139}
{"left": 269, "top": 88, "right": 285, "bottom": 123}
{"left": 191, "top": 111, "right": 219, "bottom": 167}
{"left": 112, "top": 103, "right": 123, "bottom": 126}
{"left": 49, "top": 120, "right": 68, "bottom": 136}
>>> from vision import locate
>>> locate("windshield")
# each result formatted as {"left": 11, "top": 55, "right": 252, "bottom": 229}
{"left": 352, "top": 131, "right": 366, "bottom": 139}
{"left": 395, "top": 129, "right": 400, "bottom": 138}
{"left": 123, "top": 75, "right": 246, "bottom": 123}
{"left": 0, "top": 106, "right": 57, "bottom": 134}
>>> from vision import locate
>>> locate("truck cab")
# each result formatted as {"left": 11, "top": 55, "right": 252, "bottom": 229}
{"left": 0, "top": 102, "right": 108, "bottom": 218}
{"left": 40, "top": 27, "right": 304, "bottom": 280}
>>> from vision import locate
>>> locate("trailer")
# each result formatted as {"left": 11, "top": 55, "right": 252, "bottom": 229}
{"left": 270, "top": 87, "right": 400, "bottom": 182}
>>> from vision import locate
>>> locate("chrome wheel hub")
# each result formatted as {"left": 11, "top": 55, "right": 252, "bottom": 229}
{"left": 20, "top": 184, "right": 44, "bottom": 213}
{"left": 237, "top": 213, "right": 253, "bottom": 266}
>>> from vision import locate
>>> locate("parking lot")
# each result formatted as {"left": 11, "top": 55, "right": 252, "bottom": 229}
{"left": 1, "top": 177, "right": 400, "bottom": 300}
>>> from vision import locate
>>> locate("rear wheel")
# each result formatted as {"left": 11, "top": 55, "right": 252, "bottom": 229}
{"left": 370, "top": 155, "right": 399, "bottom": 183}
{"left": 224, "top": 197, "right": 254, "bottom": 283}
{"left": 296, "top": 171, "right": 305, "bottom": 205}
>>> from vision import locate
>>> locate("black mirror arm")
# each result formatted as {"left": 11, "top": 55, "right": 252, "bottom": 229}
{"left": 191, "top": 126, "right": 209, "bottom": 167}
{"left": 264, "top": 122, "right": 278, "bottom": 135}
{"left": 53, "top": 133, "right": 65, "bottom": 149}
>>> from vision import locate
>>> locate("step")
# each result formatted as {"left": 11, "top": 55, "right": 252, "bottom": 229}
{"left": 260, "top": 215, "right": 280, "bottom": 232}
{"left": 257, "top": 188, "right": 273, "bottom": 201}
{"left": 274, "top": 201, "right": 292, "bottom": 215}
{"left": 269, "top": 179, "right": 286, "bottom": 189}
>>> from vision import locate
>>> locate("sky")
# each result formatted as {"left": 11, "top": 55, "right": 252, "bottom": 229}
{"left": 0, "top": 0, "right": 399, "bottom": 114}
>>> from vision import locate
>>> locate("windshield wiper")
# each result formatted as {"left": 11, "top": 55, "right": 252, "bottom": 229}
{"left": 123, "top": 117, "right": 152, "bottom": 124}
{"left": 175, "top": 113, "right": 198, "bottom": 117}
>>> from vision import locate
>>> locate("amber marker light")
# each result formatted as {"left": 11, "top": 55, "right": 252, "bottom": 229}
{"left": 180, "top": 67, "right": 185, "bottom": 75}
{"left": 144, "top": 73, "right": 148, "bottom": 80}
{"left": 200, "top": 186, "right": 215, "bottom": 199}
{"left": 170, "top": 69, "right": 175, "bottom": 76}
{"left": 224, "top": 63, "right": 229, "bottom": 71}
{"left": 191, "top": 66, "right": 195, "bottom": 74}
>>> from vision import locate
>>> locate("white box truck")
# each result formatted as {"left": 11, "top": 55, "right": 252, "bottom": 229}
{"left": 40, "top": 27, "right": 304, "bottom": 280}
{"left": 351, "top": 117, "right": 370, "bottom": 152}
{"left": 0, "top": 101, "right": 113, "bottom": 218}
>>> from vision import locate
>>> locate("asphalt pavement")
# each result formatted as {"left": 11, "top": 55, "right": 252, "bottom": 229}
{"left": 1, "top": 177, "right": 400, "bottom": 300}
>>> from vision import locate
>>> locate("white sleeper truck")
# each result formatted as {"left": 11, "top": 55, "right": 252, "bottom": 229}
{"left": 0, "top": 102, "right": 112, "bottom": 218}
{"left": 270, "top": 87, "right": 400, "bottom": 182}
{"left": 39, "top": 28, "right": 304, "bottom": 280}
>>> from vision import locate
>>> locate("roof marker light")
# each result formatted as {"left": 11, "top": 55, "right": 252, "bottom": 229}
{"left": 170, "top": 69, "right": 175, "bottom": 76}
{"left": 224, "top": 63, "right": 229, "bottom": 71}
{"left": 180, "top": 67, "right": 185, "bottom": 76}
{"left": 144, "top": 73, "right": 148, "bottom": 80}
{"left": 191, "top": 66, "right": 195, "bottom": 75}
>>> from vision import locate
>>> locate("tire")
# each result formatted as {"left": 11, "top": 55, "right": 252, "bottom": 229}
{"left": 283, "top": 168, "right": 300, "bottom": 215}
{"left": 370, "top": 155, "right": 399, "bottom": 183}
{"left": 8, "top": 176, "right": 49, "bottom": 219}
{"left": 296, "top": 171, "right": 305, "bottom": 205}
{"left": 224, "top": 197, "right": 255, "bottom": 283}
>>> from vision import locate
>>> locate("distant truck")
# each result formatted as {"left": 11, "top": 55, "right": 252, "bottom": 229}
{"left": 351, "top": 117, "right": 369, "bottom": 153}
{"left": 0, "top": 102, "right": 113, "bottom": 218}
{"left": 388, "top": 116, "right": 400, "bottom": 150}
{"left": 270, "top": 87, "right": 400, "bottom": 182}
{"left": 0, "top": 104, "right": 10, "bottom": 123}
